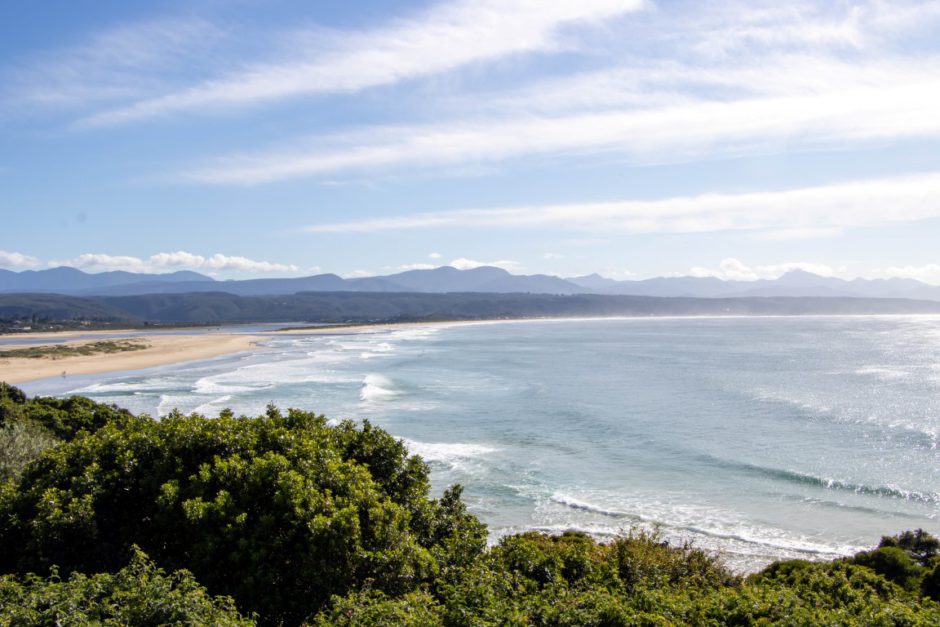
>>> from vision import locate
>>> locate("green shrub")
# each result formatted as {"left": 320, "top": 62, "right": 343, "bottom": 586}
{"left": 0, "top": 382, "right": 27, "bottom": 405}
{"left": 852, "top": 546, "right": 923, "bottom": 591}
{"left": 0, "top": 547, "right": 252, "bottom": 626}
{"left": 880, "top": 529, "right": 940, "bottom": 566}
{"left": 0, "top": 405, "right": 484, "bottom": 625}
{"left": 0, "top": 420, "right": 58, "bottom": 484}
{"left": 1, "top": 382, "right": 133, "bottom": 444}
{"left": 314, "top": 590, "right": 443, "bottom": 626}
{"left": 922, "top": 560, "right": 940, "bottom": 601}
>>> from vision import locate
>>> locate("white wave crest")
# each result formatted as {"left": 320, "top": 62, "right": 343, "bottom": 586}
{"left": 854, "top": 366, "right": 909, "bottom": 380}
{"left": 388, "top": 327, "right": 440, "bottom": 341}
{"left": 404, "top": 439, "right": 498, "bottom": 462}
{"left": 193, "top": 375, "right": 261, "bottom": 395}
{"left": 157, "top": 394, "right": 198, "bottom": 416}
{"left": 69, "top": 378, "right": 175, "bottom": 395}
{"left": 360, "top": 374, "right": 401, "bottom": 402}
{"left": 192, "top": 395, "right": 233, "bottom": 415}
{"left": 546, "top": 491, "right": 863, "bottom": 567}
{"left": 403, "top": 439, "right": 499, "bottom": 474}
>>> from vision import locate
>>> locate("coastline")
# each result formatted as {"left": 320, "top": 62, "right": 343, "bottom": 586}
{"left": 7, "top": 312, "right": 940, "bottom": 385}
{"left": 7, "top": 310, "right": 940, "bottom": 342}
{"left": 0, "top": 333, "right": 262, "bottom": 384}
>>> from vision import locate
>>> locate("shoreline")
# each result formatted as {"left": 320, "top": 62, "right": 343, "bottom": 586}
{"left": 6, "top": 310, "right": 940, "bottom": 341}
{"left": 0, "top": 333, "right": 262, "bottom": 384}
{"left": 7, "top": 312, "right": 940, "bottom": 385}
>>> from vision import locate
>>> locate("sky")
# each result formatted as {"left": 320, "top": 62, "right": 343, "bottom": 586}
{"left": 2, "top": 0, "right": 940, "bottom": 282}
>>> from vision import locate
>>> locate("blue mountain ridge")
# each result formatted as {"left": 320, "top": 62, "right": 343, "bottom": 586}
{"left": 2, "top": 266, "right": 939, "bottom": 301}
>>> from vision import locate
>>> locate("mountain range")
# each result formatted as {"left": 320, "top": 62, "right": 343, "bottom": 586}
{"left": 2, "top": 265, "right": 940, "bottom": 301}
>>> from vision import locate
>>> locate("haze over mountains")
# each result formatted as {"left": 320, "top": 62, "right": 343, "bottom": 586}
{"left": 2, "top": 265, "right": 940, "bottom": 302}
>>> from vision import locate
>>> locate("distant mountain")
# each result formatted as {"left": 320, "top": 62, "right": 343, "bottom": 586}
{"left": 568, "top": 273, "right": 621, "bottom": 291}
{"left": 572, "top": 269, "right": 940, "bottom": 301}
{"left": 365, "top": 266, "right": 508, "bottom": 292}
{"left": 4, "top": 265, "right": 940, "bottom": 302}
{"left": 360, "top": 265, "right": 577, "bottom": 294}
{"left": 1, "top": 265, "right": 586, "bottom": 297}
{"left": 89, "top": 274, "right": 354, "bottom": 297}
{"left": 0, "top": 267, "right": 212, "bottom": 294}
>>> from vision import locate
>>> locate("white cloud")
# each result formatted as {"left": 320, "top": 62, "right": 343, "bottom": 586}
{"left": 146, "top": 251, "right": 207, "bottom": 268}
{"left": 428, "top": 252, "right": 442, "bottom": 259}
{"left": 0, "top": 251, "right": 41, "bottom": 269}
{"left": 689, "top": 258, "right": 840, "bottom": 281}
{"left": 597, "top": 267, "right": 635, "bottom": 279}
{"left": 881, "top": 264, "right": 940, "bottom": 284}
{"left": 450, "top": 258, "right": 522, "bottom": 272}
{"left": 346, "top": 270, "right": 373, "bottom": 278}
{"left": 397, "top": 263, "right": 437, "bottom": 271}
{"left": 303, "top": 171, "right": 940, "bottom": 237}
{"left": 543, "top": 252, "right": 565, "bottom": 260}
{"left": 76, "top": 0, "right": 643, "bottom": 128}
{"left": 56, "top": 253, "right": 146, "bottom": 271}
{"left": 201, "top": 253, "right": 298, "bottom": 273}
{"left": 49, "top": 251, "right": 298, "bottom": 274}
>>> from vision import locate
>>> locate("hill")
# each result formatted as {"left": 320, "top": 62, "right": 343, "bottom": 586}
{"left": 7, "top": 265, "right": 940, "bottom": 301}
{"left": 4, "top": 291, "right": 940, "bottom": 330}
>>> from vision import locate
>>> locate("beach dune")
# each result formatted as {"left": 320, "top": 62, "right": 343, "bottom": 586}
{"left": 0, "top": 333, "right": 261, "bottom": 384}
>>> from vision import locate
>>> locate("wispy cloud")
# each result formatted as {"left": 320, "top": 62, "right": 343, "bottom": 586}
{"left": 3, "top": 18, "right": 224, "bottom": 111}
{"left": 181, "top": 60, "right": 940, "bottom": 184}
{"left": 141, "top": 0, "right": 940, "bottom": 185}
{"left": 302, "top": 171, "right": 940, "bottom": 236}
{"left": 73, "top": 0, "right": 642, "bottom": 128}
{"left": 49, "top": 251, "right": 298, "bottom": 274}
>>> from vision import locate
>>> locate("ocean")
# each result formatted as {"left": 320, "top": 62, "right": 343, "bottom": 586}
{"left": 20, "top": 316, "right": 940, "bottom": 571}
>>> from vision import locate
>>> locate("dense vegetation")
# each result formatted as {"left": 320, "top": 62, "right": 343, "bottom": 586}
{"left": 5, "top": 291, "right": 940, "bottom": 329}
{"left": 1, "top": 382, "right": 939, "bottom": 625}
{"left": 0, "top": 549, "right": 251, "bottom": 626}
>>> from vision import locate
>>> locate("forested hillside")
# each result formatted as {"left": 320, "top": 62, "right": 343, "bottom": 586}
{"left": 4, "top": 291, "right": 940, "bottom": 330}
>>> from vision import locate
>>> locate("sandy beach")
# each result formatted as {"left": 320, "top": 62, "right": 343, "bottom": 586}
{"left": 0, "top": 333, "right": 261, "bottom": 384}
{"left": 0, "top": 319, "right": 507, "bottom": 385}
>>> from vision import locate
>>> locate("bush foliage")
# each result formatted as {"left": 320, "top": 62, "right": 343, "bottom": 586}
{"left": 0, "top": 548, "right": 252, "bottom": 626}
{"left": 0, "top": 383, "right": 938, "bottom": 625}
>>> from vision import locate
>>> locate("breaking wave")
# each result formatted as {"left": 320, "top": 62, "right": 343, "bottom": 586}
{"left": 548, "top": 493, "right": 858, "bottom": 560}
{"left": 360, "top": 374, "right": 401, "bottom": 402}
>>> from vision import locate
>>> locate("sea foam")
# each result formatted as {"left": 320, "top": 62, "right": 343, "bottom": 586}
{"left": 547, "top": 491, "right": 861, "bottom": 566}
{"left": 360, "top": 374, "right": 401, "bottom": 402}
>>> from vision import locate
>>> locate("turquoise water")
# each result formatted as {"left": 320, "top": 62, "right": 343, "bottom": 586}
{"left": 21, "top": 316, "right": 940, "bottom": 571}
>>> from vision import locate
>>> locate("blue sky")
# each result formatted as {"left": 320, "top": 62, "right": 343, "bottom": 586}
{"left": 3, "top": 0, "right": 940, "bottom": 282}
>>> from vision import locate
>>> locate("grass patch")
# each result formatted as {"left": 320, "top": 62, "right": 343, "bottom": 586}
{"left": 0, "top": 339, "right": 149, "bottom": 360}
